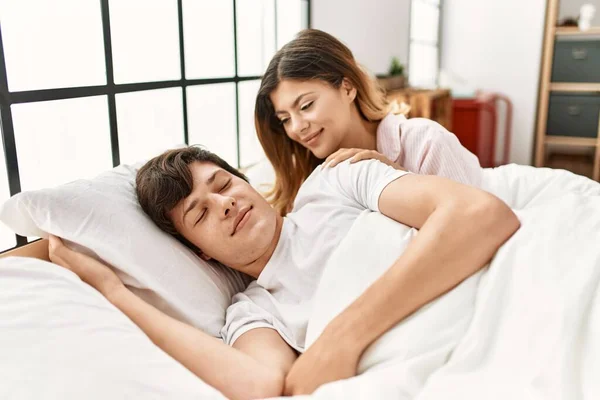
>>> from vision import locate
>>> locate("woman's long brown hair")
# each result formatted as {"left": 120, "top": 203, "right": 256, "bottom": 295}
{"left": 255, "top": 29, "right": 396, "bottom": 216}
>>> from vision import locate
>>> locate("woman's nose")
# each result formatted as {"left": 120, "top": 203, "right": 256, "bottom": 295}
{"left": 290, "top": 116, "right": 309, "bottom": 136}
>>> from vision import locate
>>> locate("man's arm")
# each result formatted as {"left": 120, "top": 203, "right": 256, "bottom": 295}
{"left": 109, "top": 289, "right": 296, "bottom": 400}
{"left": 48, "top": 238, "right": 296, "bottom": 400}
{"left": 284, "top": 173, "right": 520, "bottom": 395}
{"left": 234, "top": 328, "right": 298, "bottom": 377}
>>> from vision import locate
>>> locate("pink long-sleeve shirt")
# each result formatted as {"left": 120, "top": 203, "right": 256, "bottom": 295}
{"left": 376, "top": 113, "right": 483, "bottom": 187}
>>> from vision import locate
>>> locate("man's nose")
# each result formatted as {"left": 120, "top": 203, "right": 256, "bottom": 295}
{"left": 219, "top": 195, "right": 236, "bottom": 218}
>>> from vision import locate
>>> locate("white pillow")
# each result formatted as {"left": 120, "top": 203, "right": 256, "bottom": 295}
{"left": 0, "top": 256, "right": 225, "bottom": 399}
{"left": 0, "top": 163, "right": 248, "bottom": 337}
{"left": 244, "top": 157, "right": 276, "bottom": 192}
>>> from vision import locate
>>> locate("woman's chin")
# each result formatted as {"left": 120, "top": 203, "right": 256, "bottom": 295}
{"left": 310, "top": 145, "right": 330, "bottom": 160}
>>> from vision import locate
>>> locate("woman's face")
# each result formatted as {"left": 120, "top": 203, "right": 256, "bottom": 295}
{"left": 270, "top": 79, "right": 356, "bottom": 159}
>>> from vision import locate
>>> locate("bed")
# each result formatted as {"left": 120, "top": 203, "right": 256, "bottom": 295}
{"left": 1, "top": 162, "right": 599, "bottom": 400}
{"left": 1, "top": 237, "right": 48, "bottom": 260}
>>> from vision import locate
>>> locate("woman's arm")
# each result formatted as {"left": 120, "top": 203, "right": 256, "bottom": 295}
{"left": 49, "top": 237, "right": 296, "bottom": 400}
{"left": 284, "top": 173, "right": 520, "bottom": 395}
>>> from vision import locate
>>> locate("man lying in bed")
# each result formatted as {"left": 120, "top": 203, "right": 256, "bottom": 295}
{"left": 48, "top": 146, "right": 519, "bottom": 400}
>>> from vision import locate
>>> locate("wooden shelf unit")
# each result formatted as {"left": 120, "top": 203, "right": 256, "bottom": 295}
{"left": 555, "top": 27, "right": 600, "bottom": 36}
{"left": 549, "top": 83, "right": 600, "bottom": 92}
{"left": 386, "top": 88, "right": 453, "bottom": 130}
{"left": 545, "top": 135, "right": 598, "bottom": 147}
{"left": 534, "top": 0, "right": 600, "bottom": 181}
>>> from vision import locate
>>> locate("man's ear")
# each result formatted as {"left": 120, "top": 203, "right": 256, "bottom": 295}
{"left": 341, "top": 78, "right": 357, "bottom": 103}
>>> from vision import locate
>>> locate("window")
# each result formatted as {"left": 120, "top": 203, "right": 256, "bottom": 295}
{"left": 0, "top": 136, "right": 15, "bottom": 251}
{"left": 408, "top": 0, "right": 441, "bottom": 88}
{"left": 116, "top": 88, "right": 185, "bottom": 165}
{"left": 1, "top": 0, "right": 106, "bottom": 91}
{"left": 12, "top": 96, "right": 113, "bottom": 191}
{"left": 187, "top": 83, "right": 238, "bottom": 167}
{"left": 0, "top": 0, "right": 310, "bottom": 252}
{"left": 109, "top": 0, "right": 182, "bottom": 84}
{"left": 183, "top": 1, "right": 235, "bottom": 79}
{"left": 236, "top": 0, "right": 276, "bottom": 77}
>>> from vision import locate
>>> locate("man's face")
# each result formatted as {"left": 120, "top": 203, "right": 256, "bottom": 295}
{"left": 169, "top": 161, "right": 279, "bottom": 273}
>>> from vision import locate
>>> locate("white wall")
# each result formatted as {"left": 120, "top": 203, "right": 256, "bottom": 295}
{"left": 312, "top": 0, "right": 411, "bottom": 75}
{"left": 440, "top": 0, "right": 547, "bottom": 165}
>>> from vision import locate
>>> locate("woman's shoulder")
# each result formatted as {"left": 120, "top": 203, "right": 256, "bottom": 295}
{"left": 378, "top": 113, "right": 449, "bottom": 140}
{"left": 401, "top": 117, "right": 446, "bottom": 132}
{"left": 397, "top": 117, "right": 455, "bottom": 144}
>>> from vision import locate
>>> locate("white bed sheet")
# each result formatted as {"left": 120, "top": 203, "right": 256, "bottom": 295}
{"left": 0, "top": 257, "right": 225, "bottom": 400}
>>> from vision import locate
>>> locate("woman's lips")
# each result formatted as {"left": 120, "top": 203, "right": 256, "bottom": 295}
{"left": 303, "top": 128, "right": 324, "bottom": 145}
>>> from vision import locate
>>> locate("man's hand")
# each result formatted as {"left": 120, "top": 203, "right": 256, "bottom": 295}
{"left": 48, "top": 235, "right": 124, "bottom": 298}
{"left": 283, "top": 328, "right": 361, "bottom": 395}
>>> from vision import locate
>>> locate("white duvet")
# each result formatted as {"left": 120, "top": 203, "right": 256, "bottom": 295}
{"left": 277, "top": 165, "right": 600, "bottom": 400}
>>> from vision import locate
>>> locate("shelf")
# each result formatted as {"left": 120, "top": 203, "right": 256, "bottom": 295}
{"left": 549, "top": 83, "right": 600, "bottom": 92}
{"left": 555, "top": 27, "right": 600, "bottom": 36}
{"left": 546, "top": 152, "right": 595, "bottom": 179}
{"left": 535, "top": 1, "right": 600, "bottom": 180}
{"left": 545, "top": 136, "right": 598, "bottom": 147}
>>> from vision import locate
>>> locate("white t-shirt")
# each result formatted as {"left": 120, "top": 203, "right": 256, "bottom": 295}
{"left": 221, "top": 159, "right": 409, "bottom": 352}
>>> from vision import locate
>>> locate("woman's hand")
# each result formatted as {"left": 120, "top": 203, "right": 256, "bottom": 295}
{"left": 48, "top": 235, "right": 124, "bottom": 298}
{"left": 283, "top": 327, "right": 361, "bottom": 395}
{"left": 324, "top": 148, "right": 406, "bottom": 170}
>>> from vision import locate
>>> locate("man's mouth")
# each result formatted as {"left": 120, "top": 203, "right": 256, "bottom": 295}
{"left": 232, "top": 206, "right": 252, "bottom": 236}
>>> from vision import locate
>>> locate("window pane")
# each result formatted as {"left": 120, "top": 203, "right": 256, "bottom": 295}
{"left": 183, "top": 0, "right": 235, "bottom": 79}
{"left": 409, "top": 43, "right": 438, "bottom": 88}
{"left": 301, "top": 0, "right": 309, "bottom": 29}
{"left": 0, "top": 0, "right": 106, "bottom": 91}
{"left": 0, "top": 137, "right": 16, "bottom": 251}
{"left": 187, "top": 84, "right": 238, "bottom": 167}
{"left": 12, "top": 96, "right": 113, "bottom": 191}
{"left": 410, "top": 1, "right": 439, "bottom": 44}
{"left": 238, "top": 80, "right": 264, "bottom": 167}
{"left": 109, "top": 0, "right": 181, "bottom": 84}
{"left": 236, "top": 0, "right": 276, "bottom": 76}
{"left": 0, "top": 223, "right": 15, "bottom": 252}
{"left": 277, "top": 0, "right": 302, "bottom": 49}
{"left": 116, "top": 88, "right": 185, "bottom": 165}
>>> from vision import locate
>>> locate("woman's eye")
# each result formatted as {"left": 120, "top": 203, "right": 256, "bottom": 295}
{"left": 279, "top": 118, "right": 290, "bottom": 126}
{"left": 301, "top": 101, "right": 313, "bottom": 111}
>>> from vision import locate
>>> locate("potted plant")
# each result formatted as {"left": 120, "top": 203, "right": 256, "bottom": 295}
{"left": 379, "top": 57, "right": 406, "bottom": 91}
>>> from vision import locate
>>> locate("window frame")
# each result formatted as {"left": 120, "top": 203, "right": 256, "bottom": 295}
{"left": 408, "top": 0, "right": 443, "bottom": 88}
{"left": 0, "top": 0, "right": 311, "bottom": 251}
